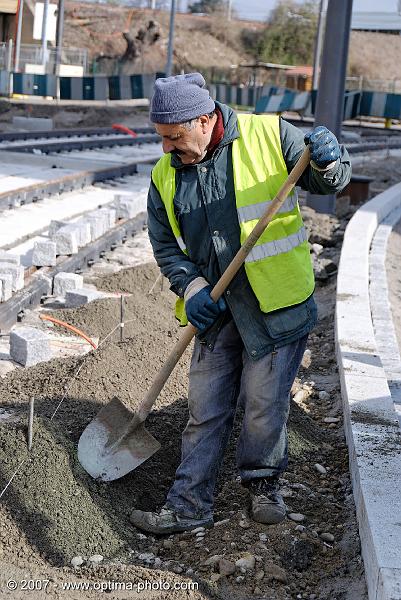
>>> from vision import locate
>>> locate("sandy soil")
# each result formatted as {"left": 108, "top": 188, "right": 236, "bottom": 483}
{"left": 0, "top": 202, "right": 368, "bottom": 600}
{"left": 0, "top": 100, "right": 151, "bottom": 131}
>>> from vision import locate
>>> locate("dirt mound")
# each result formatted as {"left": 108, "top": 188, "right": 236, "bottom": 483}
{"left": 0, "top": 261, "right": 366, "bottom": 599}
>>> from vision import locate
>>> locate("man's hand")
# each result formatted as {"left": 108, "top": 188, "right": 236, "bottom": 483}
{"left": 304, "top": 126, "right": 340, "bottom": 169}
{"left": 185, "top": 285, "right": 226, "bottom": 331}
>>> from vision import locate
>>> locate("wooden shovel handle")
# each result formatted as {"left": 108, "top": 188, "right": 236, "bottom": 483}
{"left": 135, "top": 146, "right": 311, "bottom": 422}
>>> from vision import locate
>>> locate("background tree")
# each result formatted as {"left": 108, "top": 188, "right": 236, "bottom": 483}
{"left": 254, "top": 0, "right": 319, "bottom": 65}
{"left": 188, "top": 0, "right": 225, "bottom": 14}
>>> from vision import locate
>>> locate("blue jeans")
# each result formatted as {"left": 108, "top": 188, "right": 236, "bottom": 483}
{"left": 166, "top": 319, "right": 308, "bottom": 520}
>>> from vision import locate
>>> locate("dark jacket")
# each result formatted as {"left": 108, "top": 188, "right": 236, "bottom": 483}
{"left": 147, "top": 102, "right": 351, "bottom": 359}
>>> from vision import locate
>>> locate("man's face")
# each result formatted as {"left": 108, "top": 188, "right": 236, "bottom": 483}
{"left": 155, "top": 114, "right": 216, "bottom": 165}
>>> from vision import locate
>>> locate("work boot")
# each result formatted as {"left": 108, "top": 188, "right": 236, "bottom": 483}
{"left": 130, "top": 505, "right": 214, "bottom": 535}
{"left": 245, "top": 477, "right": 286, "bottom": 525}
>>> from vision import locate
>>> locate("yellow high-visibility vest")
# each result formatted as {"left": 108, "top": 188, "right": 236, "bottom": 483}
{"left": 152, "top": 113, "right": 314, "bottom": 326}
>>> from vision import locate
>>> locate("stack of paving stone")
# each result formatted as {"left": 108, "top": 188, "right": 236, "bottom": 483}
{"left": 114, "top": 193, "right": 145, "bottom": 219}
{"left": 0, "top": 252, "right": 24, "bottom": 302}
{"left": 10, "top": 327, "right": 52, "bottom": 367}
{"left": 50, "top": 207, "right": 116, "bottom": 256}
{"left": 53, "top": 271, "right": 103, "bottom": 307}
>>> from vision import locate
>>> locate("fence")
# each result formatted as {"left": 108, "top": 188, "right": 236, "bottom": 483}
{"left": 255, "top": 86, "right": 401, "bottom": 121}
{"left": 0, "top": 71, "right": 163, "bottom": 101}
{"left": 3, "top": 71, "right": 401, "bottom": 123}
{"left": 0, "top": 43, "right": 88, "bottom": 75}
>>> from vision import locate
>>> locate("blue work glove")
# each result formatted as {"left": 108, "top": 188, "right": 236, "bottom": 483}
{"left": 304, "top": 126, "right": 340, "bottom": 169}
{"left": 185, "top": 285, "right": 226, "bottom": 331}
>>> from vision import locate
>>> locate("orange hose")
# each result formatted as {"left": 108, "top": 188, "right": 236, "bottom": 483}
{"left": 112, "top": 123, "right": 137, "bottom": 138}
{"left": 40, "top": 315, "right": 97, "bottom": 349}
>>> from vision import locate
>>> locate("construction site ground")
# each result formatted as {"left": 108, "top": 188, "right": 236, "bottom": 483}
{"left": 1, "top": 151, "right": 401, "bottom": 599}
{"left": 0, "top": 99, "right": 151, "bottom": 131}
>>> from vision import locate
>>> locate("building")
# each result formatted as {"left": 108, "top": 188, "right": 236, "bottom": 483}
{"left": 351, "top": 11, "right": 401, "bottom": 33}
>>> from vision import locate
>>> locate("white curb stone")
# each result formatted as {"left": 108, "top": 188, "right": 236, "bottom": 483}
{"left": 370, "top": 205, "right": 401, "bottom": 422}
{"left": 0, "top": 252, "right": 20, "bottom": 266}
{"left": 336, "top": 182, "right": 401, "bottom": 600}
{"left": 32, "top": 272, "right": 52, "bottom": 296}
{"left": 114, "top": 193, "right": 146, "bottom": 219}
{"left": 85, "top": 213, "right": 106, "bottom": 241}
{"left": 0, "top": 263, "right": 24, "bottom": 291}
{"left": 53, "top": 226, "right": 79, "bottom": 255}
{"left": 97, "top": 207, "right": 116, "bottom": 228}
{"left": 53, "top": 272, "right": 84, "bottom": 297}
{"left": 10, "top": 327, "right": 52, "bottom": 366}
{"left": 65, "top": 288, "right": 103, "bottom": 307}
{"left": 69, "top": 221, "right": 91, "bottom": 247}
{"left": 0, "top": 274, "right": 13, "bottom": 302}
{"left": 48, "top": 220, "right": 70, "bottom": 237}
{"left": 32, "top": 241, "right": 57, "bottom": 267}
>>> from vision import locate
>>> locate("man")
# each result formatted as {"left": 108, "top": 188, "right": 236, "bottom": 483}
{"left": 130, "top": 72, "right": 351, "bottom": 535}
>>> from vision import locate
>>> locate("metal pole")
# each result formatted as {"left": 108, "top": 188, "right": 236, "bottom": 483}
{"left": 306, "top": 0, "right": 353, "bottom": 214}
{"left": 312, "top": 0, "right": 327, "bottom": 90}
{"left": 55, "top": 0, "right": 65, "bottom": 75}
{"left": 7, "top": 40, "right": 13, "bottom": 96}
{"left": 14, "top": 0, "right": 23, "bottom": 72}
{"left": 41, "top": 0, "right": 50, "bottom": 70}
{"left": 6, "top": 39, "right": 13, "bottom": 71}
{"left": 165, "top": 0, "right": 176, "bottom": 77}
{"left": 227, "top": 0, "right": 232, "bottom": 21}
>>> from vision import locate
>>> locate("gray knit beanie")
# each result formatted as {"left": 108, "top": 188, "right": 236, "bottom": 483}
{"left": 150, "top": 72, "right": 215, "bottom": 124}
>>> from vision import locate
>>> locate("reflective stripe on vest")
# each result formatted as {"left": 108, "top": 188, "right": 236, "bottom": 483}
{"left": 245, "top": 225, "right": 307, "bottom": 263}
{"left": 237, "top": 193, "right": 298, "bottom": 224}
{"left": 151, "top": 113, "right": 314, "bottom": 321}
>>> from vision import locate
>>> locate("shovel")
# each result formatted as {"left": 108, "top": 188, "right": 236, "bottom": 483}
{"left": 78, "top": 146, "right": 311, "bottom": 481}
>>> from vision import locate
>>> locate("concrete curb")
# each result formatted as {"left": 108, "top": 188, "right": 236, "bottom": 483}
{"left": 370, "top": 205, "right": 401, "bottom": 425}
{"left": 336, "top": 184, "right": 401, "bottom": 600}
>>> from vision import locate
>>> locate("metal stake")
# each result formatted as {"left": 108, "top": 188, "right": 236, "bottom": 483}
{"left": 28, "top": 397, "right": 34, "bottom": 451}
{"left": 120, "top": 295, "right": 124, "bottom": 342}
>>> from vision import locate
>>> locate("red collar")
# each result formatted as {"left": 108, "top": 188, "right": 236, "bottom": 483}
{"left": 206, "top": 108, "right": 224, "bottom": 157}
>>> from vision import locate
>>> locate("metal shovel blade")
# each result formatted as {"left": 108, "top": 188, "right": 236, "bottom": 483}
{"left": 78, "top": 397, "right": 161, "bottom": 482}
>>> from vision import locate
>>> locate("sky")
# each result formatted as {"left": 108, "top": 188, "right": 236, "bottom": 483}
{"left": 231, "top": 0, "right": 399, "bottom": 23}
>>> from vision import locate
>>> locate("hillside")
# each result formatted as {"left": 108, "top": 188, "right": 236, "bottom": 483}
{"left": 64, "top": 2, "right": 263, "bottom": 75}
{"left": 348, "top": 30, "right": 401, "bottom": 83}
{"left": 63, "top": 3, "right": 401, "bottom": 85}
